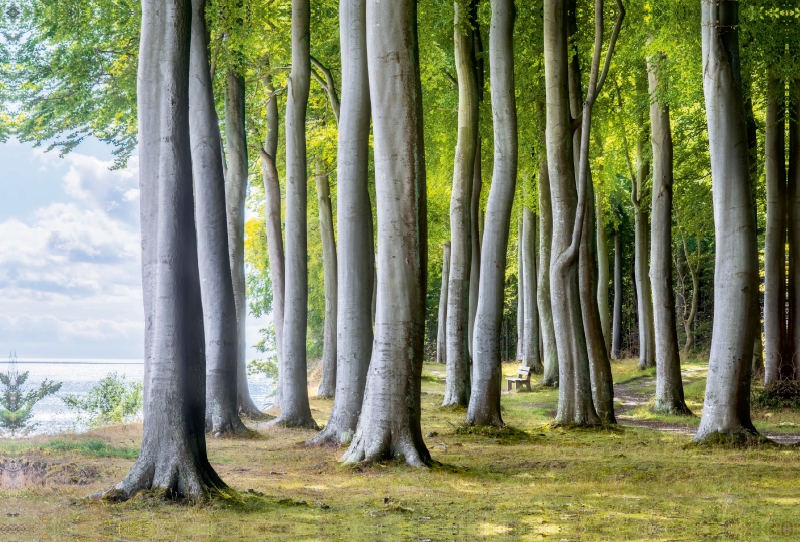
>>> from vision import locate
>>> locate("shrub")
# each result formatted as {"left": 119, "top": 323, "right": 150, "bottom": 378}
{"left": 0, "top": 355, "right": 62, "bottom": 436}
{"left": 62, "top": 372, "right": 142, "bottom": 428}
{"left": 752, "top": 380, "right": 800, "bottom": 410}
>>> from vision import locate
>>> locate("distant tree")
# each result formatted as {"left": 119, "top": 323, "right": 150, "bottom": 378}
{"left": 63, "top": 373, "right": 142, "bottom": 428}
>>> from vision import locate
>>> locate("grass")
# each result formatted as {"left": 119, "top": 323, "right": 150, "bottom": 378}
{"left": 2, "top": 359, "right": 800, "bottom": 540}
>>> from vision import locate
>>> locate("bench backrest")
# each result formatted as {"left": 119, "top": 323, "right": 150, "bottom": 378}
{"left": 517, "top": 366, "right": 531, "bottom": 377}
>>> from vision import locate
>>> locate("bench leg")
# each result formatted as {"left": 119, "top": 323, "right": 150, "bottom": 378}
{"left": 507, "top": 380, "right": 512, "bottom": 392}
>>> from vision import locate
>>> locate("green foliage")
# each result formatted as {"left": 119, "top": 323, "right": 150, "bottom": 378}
{"left": 0, "top": 356, "right": 62, "bottom": 436}
{"left": 62, "top": 373, "right": 142, "bottom": 429}
{"left": 41, "top": 438, "right": 140, "bottom": 459}
{"left": 753, "top": 380, "right": 800, "bottom": 411}
{"left": 248, "top": 322, "right": 279, "bottom": 384}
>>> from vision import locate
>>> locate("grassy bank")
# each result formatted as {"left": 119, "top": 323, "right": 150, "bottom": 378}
{"left": 2, "top": 358, "right": 800, "bottom": 541}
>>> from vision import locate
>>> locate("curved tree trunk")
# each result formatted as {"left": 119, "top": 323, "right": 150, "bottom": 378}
{"left": 466, "top": 0, "right": 517, "bottom": 427}
{"left": 436, "top": 243, "right": 450, "bottom": 364}
{"left": 315, "top": 162, "right": 338, "bottom": 398}
{"left": 259, "top": 55, "right": 285, "bottom": 410}
{"left": 103, "top": 0, "right": 225, "bottom": 501}
{"left": 309, "top": 0, "right": 373, "bottom": 446}
{"left": 274, "top": 0, "right": 317, "bottom": 429}
{"left": 189, "top": 0, "right": 247, "bottom": 435}
{"left": 596, "top": 199, "right": 611, "bottom": 353}
{"left": 537, "top": 105, "right": 559, "bottom": 387}
{"left": 694, "top": 0, "right": 759, "bottom": 443}
{"left": 764, "top": 69, "right": 786, "bottom": 387}
{"left": 648, "top": 53, "right": 691, "bottom": 415}
{"left": 522, "top": 207, "right": 541, "bottom": 373}
{"left": 469, "top": 137, "right": 482, "bottom": 359}
{"left": 443, "top": 0, "right": 477, "bottom": 407}
{"left": 342, "top": 0, "right": 429, "bottom": 466}
{"left": 611, "top": 228, "right": 623, "bottom": 359}
{"left": 224, "top": 71, "right": 263, "bottom": 418}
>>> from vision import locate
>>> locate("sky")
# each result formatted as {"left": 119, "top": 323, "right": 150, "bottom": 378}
{"left": 0, "top": 138, "right": 267, "bottom": 360}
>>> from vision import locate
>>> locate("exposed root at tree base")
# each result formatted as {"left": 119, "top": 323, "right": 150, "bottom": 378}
{"left": 341, "top": 431, "right": 429, "bottom": 467}
{"left": 453, "top": 423, "right": 536, "bottom": 444}
{"left": 549, "top": 421, "right": 622, "bottom": 432}
{"left": 305, "top": 426, "right": 354, "bottom": 447}
{"left": 651, "top": 402, "right": 695, "bottom": 417}
{"left": 690, "top": 430, "right": 776, "bottom": 448}
{"left": 266, "top": 416, "right": 319, "bottom": 430}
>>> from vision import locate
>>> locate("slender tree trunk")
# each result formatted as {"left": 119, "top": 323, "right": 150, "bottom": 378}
{"left": 437, "top": 243, "right": 451, "bottom": 364}
{"left": 611, "top": 228, "right": 623, "bottom": 359}
{"left": 522, "top": 207, "right": 542, "bottom": 372}
{"left": 309, "top": 0, "right": 373, "bottom": 446}
{"left": 516, "top": 215, "right": 524, "bottom": 361}
{"left": 537, "top": 104, "right": 559, "bottom": 387}
{"left": 258, "top": 55, "right": 285, "bottom": 410}
{"left": 342, "top": 0, "right": 429, "bottom": 466}
{"left": 596, "top": 198, "right": 611, "bottom": 353}
{"left": 469, "top": 18, "right": 485, "bottom": 360}
{"left": 223, "top": 71, "right": 263, "bottom": 418}
{"left": 694, "top": 0, "right": 759, "bottom": 443}
{"left": 764, "top": 69, "right": 786, "bottom": 387}
{"left": 648, "top": 52, "right": 690, "bottom": 415}
{"left": 274, "top": 0, "right": 317, "bottom": 428}
{"left": 189, "top": 0, "right": 247, "bottom": 435}
{"left": 315, "top": 162, "right": 338, "bottom": 398}
{"left": 788, "top": 81, "right": 800, "bottom": 380}
{"left": 103, "top": 0, "right": 224, "bottom": 501}
{"left": 443, "top": 0, "right": 477, "bottom": 407}
{"left": 466, "top": 0, "right": 517, "bottom": 427}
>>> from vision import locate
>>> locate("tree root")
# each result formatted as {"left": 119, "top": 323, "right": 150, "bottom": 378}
{"left": 267, "top": 415, "right": 319, "bottom": 430}
{"left": 341, "top": 428, "right": 429, "bottom": 467}
{"left": 651, "top": 401, "right": 694, "bottom": 417}
{"left": 690, "top": 428, "right": 774, "bottom": 448}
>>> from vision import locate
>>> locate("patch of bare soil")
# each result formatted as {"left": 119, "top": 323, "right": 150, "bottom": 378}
{"left": 0, "top": 458, "right": 99, "bottom": 489}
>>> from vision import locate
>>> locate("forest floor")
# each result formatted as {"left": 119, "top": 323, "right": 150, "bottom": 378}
{"left": 3, "top": 358, "right": 800, "bottom": 541}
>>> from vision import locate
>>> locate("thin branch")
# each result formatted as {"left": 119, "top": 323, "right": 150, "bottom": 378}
{"left": 310, "top": 56, "right": 340, "bottom": 124}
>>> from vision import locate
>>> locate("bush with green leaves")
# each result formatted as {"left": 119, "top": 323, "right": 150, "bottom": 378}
{"left": 62, "top": 372, "right": 143, "bottom": 429}
{"left": 247, "top": 323, "right": 278, "bottom": 397}
{"left": 0, "top": 357, "right": 62, "bottom": 436}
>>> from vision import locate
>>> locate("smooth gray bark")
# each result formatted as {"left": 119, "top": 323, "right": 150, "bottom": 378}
{"left": 516, "top": 215, "right": 524, "bottom": 361}
{"left": 466, "top": 0, "right": 517, "bottom": 427}
{"left": 694, "top": 0, "right": 759, "bottom": 442}
{"left": 104, "top": 0, "right": 224, "bottom": 501}
{"left": 437, "top": 243, "right": 451, "bottom": 364}
{"left": 273, "top": 0, "right": 317, "bottom": 429}
{"left": 537, "top": 104, "right": 559, "bottom": 387}
{"left": 522, "top": 207, "right": 541, "bottom": 373}
{"left": 648, "top": 53, "right": 690, "bottom": 415}
{"left": 611, "top": 228, "right": 623, "bottom": 359}
{"left": 443, "top": 0, "right": 477, "bottom": 407}
{"left": 596, "top": 199, "right": 611, "bottom": 353}
{"left": 315, "top": 162, "right": 338, "bottom": 398}
{"left": 309, "top": 0, "right": 373, "bottom": 446}
{"left": 469, "top": 137, "right": 482, "bottom": 359}
{"left": 258, "top": 54, "right": 285, "bottom": 410}
{"left": 189, "top": 0, "right": 247, "bottom": 435}
{"left": 342, "top": 0, "right": 429, "bottom": 466}
{"left": 788, "top": 82, "right": 800, "bottom": 379}
{"left": 764, "top": 70, "right": 786, "bottom": 387}
{"left": 311, "top": 56, "right": 341, "bottom": 123}
{"left": 224, "top": 70, "right": 263, "bottom": 418}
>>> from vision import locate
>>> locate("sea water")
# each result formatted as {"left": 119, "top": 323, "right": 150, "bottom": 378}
{"left": 0, "top": 359, "right": 276, "bottom": 436}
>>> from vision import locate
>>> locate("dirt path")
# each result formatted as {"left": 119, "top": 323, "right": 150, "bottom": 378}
{"left": 614, "top": 370, "right": 800, "bottom": 445}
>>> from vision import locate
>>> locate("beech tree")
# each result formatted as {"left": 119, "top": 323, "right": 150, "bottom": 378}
{"left": 436, "top": 243, "right": 450, "bottom": 365}
{"left": 315, "top": 162, "right": 338, "bottom": 399}
{"left": 101, "top": 0, "right": 225, "bottom": 500}
{"left": 521, "top": 206, "right": 541, "bottom": 373}
{"left": 189, "top": 0, "right": 247, "bottom": 435}
{"left": 466, "top": 0, "right": 517, "bottom": 427}
{"left": 342, "top": 0, "right": 429, "bottom": 465}
{"left": 693, "top": 0, "right": 759, "bottom": 443}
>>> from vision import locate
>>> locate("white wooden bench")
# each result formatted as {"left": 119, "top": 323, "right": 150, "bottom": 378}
{"left": 506, "top": 366, "right": 532, "bottom": 392}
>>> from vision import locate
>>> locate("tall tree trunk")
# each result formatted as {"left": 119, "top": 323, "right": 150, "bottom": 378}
{"left": 522, "top": 207, "right": 542, "bottom": 372}
{"left": 516, "top": 216, "right": 524, "bottom": 360}
{"left": 466, "top": 0, "right": 517, "bottom": 427}
{"left": 274, "top": 0, "right": 317, "bottom": 428}
{"left": 189, "top": 0, "right": 247, "bottom": 435}
{"left": 596, "top": 198, "right": 611, "bottom": 353}
{"left": 694, "top": 0, "right": 759, "bottom": 443}
{"left": 224, "top": 70, "right": 263, "bottom": 418}
{"left": 632, "top": 108, "right": 655, "bottom": 370}
{"left": 469, "top": 17, "right": 485, "bottom": 360}
{"left": 788, "top": 81, "right": 800, "bottom": 380}
{"left": 437, "top": 243, "right": 451, "bottom": 364}
{"left": 103, "top": 0, "right": 225, "bottom": 500}
{"left": 681, "top": 239, "right": 700, "bottom": 358}
{"left": 443, "top": 0, "right": 477, "bottom": 407}
{"left": 764, "top": 69, "right": 786, "bottom": 387}
{"left": 611, "top": 228, "right": 623, "bottom": 359}
{"left": 315, "top": 162, "right": 338, "bottom": 398}
{"left": 537, "top": 104, "right": 559, "bottom": 387}
{"left": 309, "top": 0, "right": 373, "bottom": 446}
{"left": 342, "top": 0, "right": 429, "bottom": 465}
{"left": 648, "top": 52, "right": 690, "bottom": 415}
{"left": 258, "top": 54, "right": 285, "bottom": 410}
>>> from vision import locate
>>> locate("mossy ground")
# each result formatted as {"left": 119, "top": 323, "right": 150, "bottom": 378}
{"left": 2, "top": 358, "right": 800, "bottom": 540}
